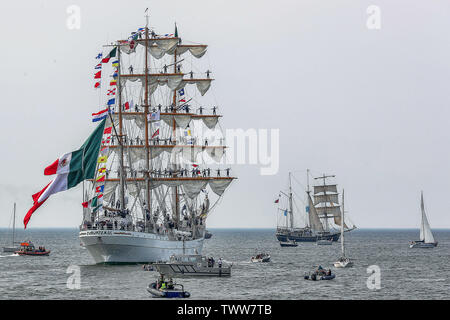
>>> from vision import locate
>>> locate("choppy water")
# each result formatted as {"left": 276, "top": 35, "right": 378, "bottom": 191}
{"left": 0, "top": 228, "right": 449, "bottom": 299}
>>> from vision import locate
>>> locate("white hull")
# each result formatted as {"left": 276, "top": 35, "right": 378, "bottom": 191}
{"left": 334, "top": 259, "right": 353, "bottom": 268}
{"left": 79, "top": 230, "right": 204, "bottom": 264}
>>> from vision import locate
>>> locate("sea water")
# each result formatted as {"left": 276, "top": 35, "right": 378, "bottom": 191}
{"left": 0, "top": 228, "right": 449, "bottom": 299}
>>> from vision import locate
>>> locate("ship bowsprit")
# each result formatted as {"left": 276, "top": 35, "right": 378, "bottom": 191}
{"left": 79, "top": 230, "right": 204, "bottom": 264}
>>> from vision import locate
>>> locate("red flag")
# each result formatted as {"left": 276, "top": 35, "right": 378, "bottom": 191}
{"left": 82, "top": 201, "right": 89, "bottom": 208}
{"left": 124, "top": 102, "right": 130, "bottom": 110}
{"left": 192, "top": 164, "right": 198, "bottom": 167}
{"left": 104, "top": 127, "right": 112, "bottom": 134}
{"left": 94, "top": 71, "right": 101, "bottom": 79}
{"left": 274, "top": 199, "right": 279, "bottom": 203}
{"left": 24, "top": 182, "right": 52, "bottom": 229}
{"left": 151, "top": 129, "right": 159, "bottom": 139}
{"left": 101, "top": 57, "right": 110, "bottom": 63}
{"left": 94, "top": 82, "right": 101, "bottom": 88}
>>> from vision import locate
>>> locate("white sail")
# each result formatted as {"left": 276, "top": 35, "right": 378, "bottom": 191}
{"left": 421, "top": 192, "right": 435, "bottom": 244}
{"left": 307, "top": 193, "right": 324, "bottom": 232}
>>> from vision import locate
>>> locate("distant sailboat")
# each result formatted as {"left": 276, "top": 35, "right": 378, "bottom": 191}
{"left": 334, "top": 189, "right": 353, "bottom": 267}
{"left": 2, "top": 203, "right": 20, "bottom": 253}
{"left": 409, "top": 191, "right": 438, "bottom": 248}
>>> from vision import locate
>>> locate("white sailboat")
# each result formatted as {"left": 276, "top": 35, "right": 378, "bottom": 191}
{"left": 334, "top": 189, "right": 353, "bottom": 268}
{"left": 2, "top": 203, "right": 20, "bottom": 252}
{"left": 409, "top": 191, "right": 438, "bottom": 248}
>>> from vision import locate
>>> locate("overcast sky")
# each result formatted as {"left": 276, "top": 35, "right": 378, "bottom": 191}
{"left": 1, "top": 0, "right": 450, "bottom": 229}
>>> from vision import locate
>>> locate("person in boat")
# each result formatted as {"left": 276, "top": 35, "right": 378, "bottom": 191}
{"left": 326, "top": 269, "right": 331, "bottom": 276}
{"left": 157, "top": 274, "right": 165, "bottom": 289}
{"left": 218, "top": 258, "right": 223, "bottom": 268}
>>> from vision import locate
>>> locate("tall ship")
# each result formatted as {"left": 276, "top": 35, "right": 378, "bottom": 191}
{"left": 275, "top": 170, "right": 355, "bottom": 243}
{"left": 79, "top": 16, "right": 235, "bottom": 263}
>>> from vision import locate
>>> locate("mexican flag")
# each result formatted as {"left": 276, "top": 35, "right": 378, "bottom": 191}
{"left": 24, "top": 119, "right": 106, "bottom": 228}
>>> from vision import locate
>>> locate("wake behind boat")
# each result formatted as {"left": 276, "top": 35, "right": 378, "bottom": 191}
{"left": 409, "top": 191, "right": 438, "bottom": 248}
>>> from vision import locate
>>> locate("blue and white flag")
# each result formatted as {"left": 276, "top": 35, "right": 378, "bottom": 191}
{"left": 148, "top": 111, "right": 160, "bottom": 121}
{"left": 107, "top": 98, "right": 116, "bottom": 106}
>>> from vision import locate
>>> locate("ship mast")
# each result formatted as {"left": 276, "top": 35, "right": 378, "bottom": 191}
{"left": 172, "top": 23, "right": 179, "bottom": 229}
{"left": 341, "top": 189, "right": 345, "bottom": 257}
{"left": 144, "top": 11, "right": 151, "bottom": 230}
{"left": 288, "top": 172, "right": 294, "bottom": 230}
{"left": 117, "top": 36, "right": 126, "bottom": 211}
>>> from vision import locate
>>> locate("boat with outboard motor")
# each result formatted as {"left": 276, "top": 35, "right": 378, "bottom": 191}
{"left": 15, "top": 241, "right": 50, "bottom": 256}
{"left": 304, "top": 266, "right": 335, "bottom": 281}
{"left": 251, "top": 253, "right": 270, "bottom": 263}
{"left": 279, "top": 240, "right": 298, "bottom": 247}
{"left": 147, "top": 274, "right": 190, "bottom": 298}
{"left": 153, "top": 254, "right": 231, "bottom": 277}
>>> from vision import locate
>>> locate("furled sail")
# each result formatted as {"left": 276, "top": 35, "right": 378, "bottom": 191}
{"left": 313, "top": 193, "right": 339, "bottom": 205}
{"left": 313, "top": 184, "right": 338, "bottom": 195}
{"left": 315, "top": 205, "right": 341, "bottom": 217}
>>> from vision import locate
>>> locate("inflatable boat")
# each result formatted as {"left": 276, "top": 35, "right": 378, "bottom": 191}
{"left": 147, "top": 282, "right": 190, "bottom": 298}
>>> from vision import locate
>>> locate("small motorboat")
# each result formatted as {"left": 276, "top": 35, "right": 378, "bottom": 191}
{"left": 304, "top": 266, "right": 335, "bottom": 281}
{"left": 147, "top": 275, "right": 190, "bottom": 298}
{"left": 15, "top": 241, "right": 50, "bottom": 256}
{"left": 334, "top": 257, "right": 353, "bottom": 268}
{"left": 153, "top": 255, "right": 231, "bottom": 277}
{"left": 251, "top": 253, "right": 270, "bottom": 263}
{"left": 279, "top": 240, "right": 298, "bottom": 247}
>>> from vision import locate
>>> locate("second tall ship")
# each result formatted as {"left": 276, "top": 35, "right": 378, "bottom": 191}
{"left": 276, "top": 170, "right": 355, "bottom": 243}
{"left": 79, "top": 17, "right": 235, "bottom": 263}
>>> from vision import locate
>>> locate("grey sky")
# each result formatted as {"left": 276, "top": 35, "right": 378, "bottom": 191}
{"left": 1, "top": 0, "right": 450, "bottom": 229}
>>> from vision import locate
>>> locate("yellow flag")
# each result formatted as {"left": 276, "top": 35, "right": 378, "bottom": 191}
{"left": 98, "top": 156, "right": 107, "bottom": 163}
